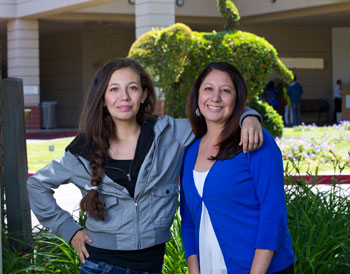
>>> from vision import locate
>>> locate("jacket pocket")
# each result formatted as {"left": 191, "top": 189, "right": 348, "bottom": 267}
{"left": 102, "top": 196, "right": 118, "bottom": 209}
{"left": 151, "top": 182, "right": 179, "bottom": 228}
{"left": 86, "top": 195, "right": 122, "bottom": 232}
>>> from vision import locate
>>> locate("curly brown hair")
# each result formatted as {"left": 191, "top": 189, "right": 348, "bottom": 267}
{"left": 78, "top": 59, "right": 156, "bottom": 220}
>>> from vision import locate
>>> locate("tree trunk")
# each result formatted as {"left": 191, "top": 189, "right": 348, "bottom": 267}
{"left": 1, "top": 78, "right": 32, "bottom": 250}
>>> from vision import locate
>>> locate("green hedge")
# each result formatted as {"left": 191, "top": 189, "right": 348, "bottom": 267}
{"left": 128, "top": 0, "right": 293, "bottom": 137}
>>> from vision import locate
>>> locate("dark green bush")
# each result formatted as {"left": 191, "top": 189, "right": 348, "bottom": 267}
{"left": 128, "top": 0, "right": 293, "bottom": 137}
{"left": 249, "top": 99, "right": 284, "bottom": 137}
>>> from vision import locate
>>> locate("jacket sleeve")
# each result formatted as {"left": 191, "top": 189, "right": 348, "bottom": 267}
{"left": 248, "top": 129, "right": 287, "bottom": 251}
{"left": 27, "top": 151, "right": 83, "bottom": 243}
{"left": 180, "top": 178, "right": 197, "bottom": 259}
{"left": 173, "top": 106, "right": 261, "bottom": 147}
{"left": 239, "top": 106, "right": 262, "bottom": 127}
{"left": 173, "top": 118, "right": 196, "bottom": 147}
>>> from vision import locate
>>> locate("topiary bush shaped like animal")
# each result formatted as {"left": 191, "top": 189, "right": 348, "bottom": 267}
{"left": 128, "top": 0, "right": 293, "bottom": 137}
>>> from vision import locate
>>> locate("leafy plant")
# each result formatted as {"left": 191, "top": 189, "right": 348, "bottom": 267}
{"left": 284, "top": 177, "right": 350, "bottom": 273}
{"left": 163, "top": 207, "right": 188, "bottom": 273}
{"left": 128, "top": 0, "right": 293, "bottom": 137}
{"left": 24, "top": 109, "right": 31, "bottom": 116}
{"left": 3, "top": 228, "right": 80, "bottom": 274}
{"left": 249, "top": 99, "right": 284, "bottom": 137}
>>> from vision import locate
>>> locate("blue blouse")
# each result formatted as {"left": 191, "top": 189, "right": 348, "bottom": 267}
{"left": 180, "top": 129, "right": 294, "bottom": 273}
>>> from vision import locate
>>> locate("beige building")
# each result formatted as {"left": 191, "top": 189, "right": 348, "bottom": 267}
{"left": 0, "top": 0, "right": 350, "bottom": 128}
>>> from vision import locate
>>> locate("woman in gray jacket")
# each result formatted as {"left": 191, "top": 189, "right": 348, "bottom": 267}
{"left": 27, "top": 59, "right": 262, "bottom": 274}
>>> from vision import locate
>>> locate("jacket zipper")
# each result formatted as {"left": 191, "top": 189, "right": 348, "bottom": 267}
{"left": 102, "top": 166, "right": 132, "bottom": 182}
{"left": 74, "top": 123, "right": 169, "bottom": 250}
{"left": 134, "top": 124, "right": 169, "bottom": 249}
{"left": 104, "top": 159, "right": 141, "bottom": 248}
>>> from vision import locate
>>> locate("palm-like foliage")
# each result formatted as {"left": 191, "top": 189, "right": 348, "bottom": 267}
{"left": 3, "top": 228, "right": 80, "bottom": 273}
{"left": 3, "top": 177, "right": 350, "bottom": 273}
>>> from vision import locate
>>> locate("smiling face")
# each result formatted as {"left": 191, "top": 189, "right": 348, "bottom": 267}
{"left": 198, "top": 69, "right": 237, "bottom": 126}
{"left": 104, "top": 67, "right": 148, "bottom": 125}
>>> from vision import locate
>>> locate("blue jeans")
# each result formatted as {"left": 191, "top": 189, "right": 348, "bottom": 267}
{"left": 80, "top": 260, "right": 162, "bottom": 274}
{"left": 291, "top": 102, "right": 301, "bottom": 126}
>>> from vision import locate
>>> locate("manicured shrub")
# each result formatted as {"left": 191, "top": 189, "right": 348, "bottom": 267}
{"left": 249, "top": 99, "right": 284, "bottom": 138}
{"left": 128, "top": 0, "right": 293, "bottom": 137}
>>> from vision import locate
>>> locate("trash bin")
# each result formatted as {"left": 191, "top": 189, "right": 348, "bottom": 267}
{"left": 41, "top": 101, "right": 57, "bottom": 129}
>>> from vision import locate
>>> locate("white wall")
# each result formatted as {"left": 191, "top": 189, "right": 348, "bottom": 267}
{"left": 332, "top": 27, "right": 350, "bottom": 90}
{"left": 1, "top": 0, "right": 349, "bottom": 20}
{"left": 10, "top": 0, "right": 114, "bottom": 18}
{"left": 175, "top": 0, "right": 219, "bottom": 17}
{"left": 234, "top": 0, "right": 348, "bottom": 17}
{"left": 74, "top": 0, "right": 348, "bottom": 18}
{"left": 75, "top": 0, "right": 133, "bottom": 14}
{"left": 0, "top": 0, "right": 16, "bottom": 18}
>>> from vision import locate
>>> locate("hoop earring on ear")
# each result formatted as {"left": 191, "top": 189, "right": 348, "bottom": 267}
{"left": 195, "top": 108, "right": 201, "bottom": 117}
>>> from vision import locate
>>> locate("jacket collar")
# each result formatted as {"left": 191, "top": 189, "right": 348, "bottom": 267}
{"left": 65, "top": 118, "right": 157, "bottom": 162}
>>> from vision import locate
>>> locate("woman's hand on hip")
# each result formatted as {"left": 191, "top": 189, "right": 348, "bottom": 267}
{"left": 71, "top": 229, "right": 92, "bottom": 264}
{"left": 240, "top": 116, "right": 263, "bottom": 153}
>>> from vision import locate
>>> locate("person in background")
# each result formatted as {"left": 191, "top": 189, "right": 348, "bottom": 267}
{"left": 27, "top": 59, "right": 263, "bottom": 274}
{"left": 333, "top": 79, "right": 342, "bottom": 124}
{"left": 287, "top": 75, "right": 303, "bottom": 126}
{"left": 180, "top": 62, "right": 294, "bottom": 274}
{"left": 264, "top": 81, "right": 279, "bottom": 110}
{"left": 282, "top": 83, "right": 293, "bottom": 126}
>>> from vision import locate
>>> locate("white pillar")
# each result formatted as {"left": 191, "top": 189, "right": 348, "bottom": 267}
{"left": 135, "top": 0, "right": 175, "bottom": 39}
{"left": 7, "top": 19, "right": 40, "bottom": 106}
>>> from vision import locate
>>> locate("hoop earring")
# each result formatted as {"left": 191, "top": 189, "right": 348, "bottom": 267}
{"left": 195, "top": 108, "right": 201, "bottom": 117}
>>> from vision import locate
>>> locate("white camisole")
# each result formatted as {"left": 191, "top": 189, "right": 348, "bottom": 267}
{"left": 193, "top": 170, "right": 227, "bottom": 274}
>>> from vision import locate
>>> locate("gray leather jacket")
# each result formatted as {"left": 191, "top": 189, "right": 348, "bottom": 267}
{"left": 27, "top": 110, "right": 259, "bottom": 250}
{"left": 27, "top": 116, "right": 193, "bottom": 250}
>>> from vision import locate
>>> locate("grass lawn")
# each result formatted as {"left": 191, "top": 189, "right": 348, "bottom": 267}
{"left": 27, "top": 137, "right": 73, "bottom": 172}
{"left": 27, "top": 123, "right": 350, "bottom": 174}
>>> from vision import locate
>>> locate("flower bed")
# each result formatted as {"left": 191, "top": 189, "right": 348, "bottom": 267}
{"left": 277, "top": 121, "right": 350, "bottom": 175}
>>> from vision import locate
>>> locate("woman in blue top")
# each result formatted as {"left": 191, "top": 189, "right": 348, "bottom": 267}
{"left": 180, "top": 62, "right": 295, "bottom": 274}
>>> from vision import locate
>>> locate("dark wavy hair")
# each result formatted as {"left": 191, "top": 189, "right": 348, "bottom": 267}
{"left": 78, "top": 59, "right": 156, "bottom": 220}
{"left": 186, "top": 62, "right": 248, "bottom": 160}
